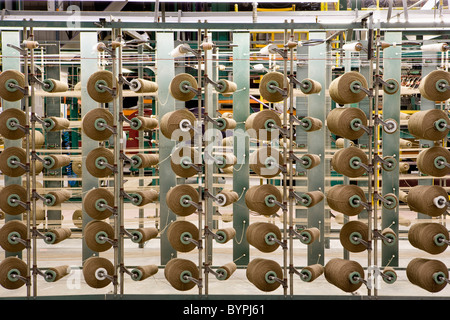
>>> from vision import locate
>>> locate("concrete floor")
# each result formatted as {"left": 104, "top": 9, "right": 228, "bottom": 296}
{"left": 1, "top": 205, "right": 450, "bottom": 300}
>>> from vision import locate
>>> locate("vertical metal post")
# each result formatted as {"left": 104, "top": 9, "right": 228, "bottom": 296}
{"left": 282, "top": 27, "right": 289, "bottom": 297}
{"left": 80, "top": 32, "right": 100, "bottom": 263}
{"left": 381, "top": 32, "right": 401, "bottom": 268}
{"left": 307, "top": 32, "right": 327, "bottom": 266}
{"left": 23, "top": 27, "right": 32, "bottom": 298}
{"left": 155, "top": 32, "right": 177, "bottom": 265}
{"left": 115, "top": 28, "right": 125, "bottom": 296}
{"left": 28, "top": 27, "right": 38, "bottom": 298}
{"left": 203, "top": 31, "right": 214, "bottom": 296}
{"left": 196, "top": 28, "right": 204, "bottom": 297}
{"left": 232, "top": 32, "right": 250, "bottom": 266}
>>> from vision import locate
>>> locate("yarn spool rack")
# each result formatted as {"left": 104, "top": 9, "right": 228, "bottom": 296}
{"left": 0, "top": 20, "right": 450, "bottom": 300}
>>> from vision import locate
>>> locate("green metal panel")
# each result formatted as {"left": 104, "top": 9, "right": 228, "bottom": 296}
{"left": 232, "top": 32, "right": 250, "bottom": 266}
{"left": 80, "top": 32, "right": 99, "bottom": 263}
{"left": 307, "top": 32, "right": 327, "bottom": 266}
{"left": 1, "top": 31, "right": 23, "bottom": 259}
{"left": 381, "top": 32, "right": 402, "bottom": 267}
{"left": 155, "top": 32, "right": 177, "bottom": 265}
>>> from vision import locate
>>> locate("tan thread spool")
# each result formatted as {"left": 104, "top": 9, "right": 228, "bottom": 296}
{"left": 170, "top": 146, "right": 201, "bottom": 178}
{"left": 130, "top": 227, "right": 159, "bottom": 244}
{"left": 417, "top": 146, "right": 450, "bottom": 177}
{"left": 215, "top": 228, "right": 236, "bottom": 244}
{"left": 299, "top": 191, "right": 324, "bottom": 208}
{"left": 246, "top": 222, "right": 282, "bottom": 253}
{"left": 408, "top": 222, "right": 449, "bottom": 254}
{"left": 299, "top": 78, "right": 322, "bottom": 94}
{"left": 216, "top": 79, "right": 237, "bottom": 96}
{"left": 72, "top": 160, "right": 82, "bottom": 176}
{"left": 400, "top": 112, "right": 411, "bottom": 120}
{"left": 0, "top": 184, "right": 27, "bottom": 215}
{"left": 23, "top": 130, "right": 45, "bottom": 149}
{"left": 130, "top": 78, "right": 158, "bottom": 93}
{"left": 399, "top": 162, "right": 410, "bottom": 173}
{"left": 259, "top": 72, "right": 289, "bottom": 103}
{"left": 399, "top": 138, "right": 412, "bottom": 148}
{"left": 130, "top": 153, "right": 158, "bottom": 169}
{"left": 335, "top": 138, "right": 355, "bottom": 148}
{"left": 339, "top": 220, "right": 369, "bottom": 253}
{"left": 42, "top": 79, "right": 68, "bottom": 93}
{"left": 298, "top": 153, "right": 321, "bottom": 170}
{"left": 299, "top": 116, "right": 323, "bottom": 132}
{"left": 407, "top": 185, "right": 448, "bottom": 217}
{"left": 72, "top": 209, "right": 83, "bottom": 228}
{"left": 83, "top": 188, "right": 114, "bottom": 220}
{"left": 245, "top": 184, "right": 282, "bottom": 216}
{"left": 326, "top": 107, "right": 368, "bottom": 140}
{"left": 408, "top": 109, "right": 449, "bottom": 141}
{"left": 329, "top": 71, "right": 368, "bottom": 105}
{"left": 130, "top": 115, "right": 158, "bottom": 131}
{"left": 245, "top": 109, "right": 282, "bottom": 141}
{"left": 44, "top": 116, "right": 70, "bottom": 132}
{"left": 129, "top": 189, "right": 159, "bottom": 207}
{"left": 215, "top": 117, "right": 237, "bottom": 131}
{"left": 84, "top": 220, "right": 115, "bottom": 252}
{"left": 0, "top": 109, "right": 26, "bottom": 140}
{"left": 331, "top": 146, "right": 368, "bottom": 178}
{"left": 169, "top": 73, "right": 198, "bottom": 101}
{"left": 249, "top": 146, "right": 284, "bottom": 178}
{"left": 83, "top": 256, "right": 114, "bottom": 289}
{"left": 82, "top": 108, "right": 114, "bottom": 141}
{"left": 382, "top": 266, "right": 397, "bottom": 284}
{"left": 216, "top": 262, "right": 237, "bottom": 280}
{"left": 246, "top": 258, "right": 283, "bottom": 292}
{"left": 86, "top": 147, "right": 114, "bottom": 178}
{"left": 419, "top": 70, "right": 450, "bottom": 102}
{"left": 406, "top": 258, "right": 448, "bottom": 293}
{"left": 43, "top": 155, "right": 71, "bottom": 170}
{"left": 326, "top": 184, "right": 367, "bottom": 216}
{"left": 0, "top": 70, "right": 26, "bottom": 102}
{"left": 164, "top": 258, "right": 199, "bottom": 291}
{"left": 299, "top": 227, "right": 321, "bottom": 245}
{"left": 0, "top": 220, "right": 27, "bottom": 252}
{"left": 216, "top": 190, "right": 239, "bottom": 207}
{"left": 166, "top": 184, "right": 199, "bottom": 216}
{"left": 398, "top": 190, "right": 408, "bottom": 203}
{"left": 131, "top": 265, "right": 158, "bottom": 281}
{"left": 324, "top": 258, "right": 364, "bottom": 293}
{"left": 381, "top": 227, "right": 397, "bottom": 246}
{"left": 87, "top": 70, "right": 116, "bottom": 103}
{"left": 44, "top": 228, "right": 71, "bottom": 244}
{"left": 300, "top": 264, "right": 324, "bottom": 282}
{"left": 167, "top": 220, "right": 199, "bottom": 252}
{"left": 221, "top": 212, "right": 233, "bottom": 223}
{"left": 214, "top": 153, "right": 236, "bottom": 170}
{"left": 0, "top": 146, "right": 27, "bottom": 177}
{"left": 0, "top": 257, "right": 28, "bottom": 289}
{"left": 45, "top": 190, "right": 71, "bottom": 206}
{"left": 23, "top": 40, "right": 39, "bottom": 49}
{"left": 44, "top": 265, "right": 70, "bottom": 282}
{"left": 160, "top": 109, "right": 196, "bottom": 141}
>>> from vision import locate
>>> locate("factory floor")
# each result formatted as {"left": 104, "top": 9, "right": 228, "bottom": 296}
{"left": 1, "top": 206, "right": 450, "bottom": 300}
